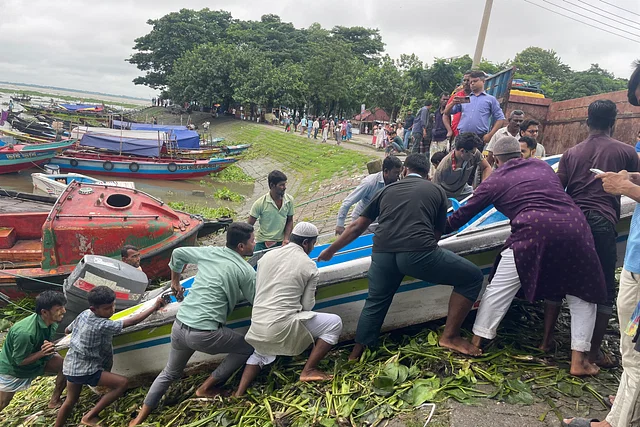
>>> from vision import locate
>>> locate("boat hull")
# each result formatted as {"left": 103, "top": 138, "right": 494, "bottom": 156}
{"left": 0, "top": 140, "right": 74, "bottom": 174}
{"left": 50, "top": 154, "right": 235, "bottom": 180}
{"left": 31, "top": 172, "right": 135, "bottom": 196}
{"left": 60, "top": 212, "right": 632, "bottom": 380}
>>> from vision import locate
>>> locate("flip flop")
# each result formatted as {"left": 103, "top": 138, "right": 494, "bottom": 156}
{"left": 561, "top": 418, "right": 600, "bottom": 426}
{"left": 595, "top": 351, "right": 619, "bottom": 369}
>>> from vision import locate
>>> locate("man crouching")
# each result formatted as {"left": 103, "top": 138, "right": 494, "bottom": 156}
{"left": 235, "top": 222, "right": 342, "bottom": 396}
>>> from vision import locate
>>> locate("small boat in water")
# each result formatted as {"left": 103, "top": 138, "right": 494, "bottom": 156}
{"left": 0, "top": 137, "right": 74, "bottom": 174}
{"left": 0, "top": 181, "right": 204, "bottom": 297}
{"left": 166, "top": 144, "right": 252, "bottom": 160}
{"left": 51, "top": 150, "right": 236, "bottom": 180}
{"left": 32, "top": 171, "right": 135, "bottom": 196}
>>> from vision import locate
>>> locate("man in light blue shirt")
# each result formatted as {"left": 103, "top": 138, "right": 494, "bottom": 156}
{"left": 444, "top": 70, "right": 505, "bottom": 150}
{"left": 335, "top": 156, "right": 402, "bottom": 235}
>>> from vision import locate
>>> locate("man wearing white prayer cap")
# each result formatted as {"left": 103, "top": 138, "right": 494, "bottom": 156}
{"left": 235, "top": 222, "right": 343, "bottom": 396}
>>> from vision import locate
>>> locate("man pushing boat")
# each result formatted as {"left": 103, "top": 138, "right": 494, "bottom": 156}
{"left": 234, "top": 222, "right": 343, "bottom": 396}
{"left": 446, "top": 136, "right": 607, "bottom": 376}
{"left": 318, "top": 153, "right": 485, "bottom": 358}
{"left": 129, "top": 222, "right": 257, "bottom": 426}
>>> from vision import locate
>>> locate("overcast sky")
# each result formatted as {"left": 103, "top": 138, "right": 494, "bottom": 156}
{"left": 1, "top": 0, "right": 638, "bottom": 100}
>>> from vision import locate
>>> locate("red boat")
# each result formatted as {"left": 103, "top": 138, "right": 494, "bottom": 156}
{"left": 0, "top": 182, "right": 203, "bottom": 299}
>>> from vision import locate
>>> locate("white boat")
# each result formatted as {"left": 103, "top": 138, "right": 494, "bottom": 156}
{"left": 55, "top": 155, "right": 636, "bottom": 380}
{"left": 32, "top": 172, "right": 135, "bottom": 196}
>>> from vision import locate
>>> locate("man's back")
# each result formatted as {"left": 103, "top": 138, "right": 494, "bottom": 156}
{"left": 362, "top": 176, "right": 447, "bottom": 253}
{"left": 252, "top": 244, "right": 317, "bottom": 317}
{"left": 558, "top": 134, "right": 639, "bottom": 225}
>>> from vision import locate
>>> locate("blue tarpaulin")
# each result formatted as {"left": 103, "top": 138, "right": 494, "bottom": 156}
{"left": 80, "top": 133, "right": 161, "bottom": 157}
{"left": 112, "top": 120, "right": 200, "bottom": 149}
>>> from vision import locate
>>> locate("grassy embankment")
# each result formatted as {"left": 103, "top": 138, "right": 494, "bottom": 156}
{"left": 171, "top": 119, "right": 375, "bottom": 219}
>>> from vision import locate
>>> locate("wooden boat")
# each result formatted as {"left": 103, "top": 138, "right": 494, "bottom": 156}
{"left": 0, "top": 138, "right": 75, "bottom": 174}
{"left": 166, "top": 144, "right": 252, "bottom": 160}
{"left": 10, "top": 94, "right": 31, "bottom": 103}
{"left": 32, "top": 172, "right": 135, "bottom": 196}
{"left": 53, "top": 156, "right": 636, "bottom": 379}
{"left": 51, "top": 150, "right": 236, "bottom": 180}
{"left": 0, "top": 182, "right": 204, "bottom": 297}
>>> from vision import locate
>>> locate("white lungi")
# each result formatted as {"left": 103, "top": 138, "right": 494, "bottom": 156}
{"left": 247, "top": 312, "right": 343, "bottom": 367}
{"left": 473, "top": 248, "right": 596, "bottom": 352}
{"left": 606, "top": 269, "right": 640, "bottom": 427}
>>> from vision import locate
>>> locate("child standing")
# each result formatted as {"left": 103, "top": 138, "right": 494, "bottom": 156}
{"left": 54, "top": 286, "right": 166, "bottom": 427}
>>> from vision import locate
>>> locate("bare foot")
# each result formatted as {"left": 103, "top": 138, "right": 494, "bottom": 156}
{"left": 129, "top": 418, "right": 142, "bottom": 427}
{"left": 47, "top": 398, "right": 63, "bottom": 409}
{"left": 470, "top": 335, "right": 484, "bottom": 349}
{"left": 80, "top": 415, "right": 102, "bottom": 427}
{"left": 439, "top": 336, "right": 482, "bottom": 356}
{"left": 538, "top": 342, "right": 553, "bottom": 353}
{"left": 348, "top": 343, "right": 365, "bottom": 361}
{"left": 300, "top": 369, "right": 333, "bottom": 382}
{"left": 195, "top": 386, "right": 225, "bottom": 398}
{"left": 570, "top": 360, "right": 600, "bottom": 377}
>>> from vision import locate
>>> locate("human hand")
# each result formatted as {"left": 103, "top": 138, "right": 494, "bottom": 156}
{"left": 483, "top": 134, "right": 491, "bottom": 144}
{"left": 40, "top": 341, "right": 56, "bottom": 357}
{"left": 317, "top": 249, "right": 334, "bottom": 262}
{"left": 446, "top": 130, "right": 453, "bottom": 139}
{"left": 596, "top": 171, "right": 632, "bottom": 195}
{"left": 335, "top": 226, "right": 345, "bottom": 236}
{"left": 171, "top": 280, "right": 185, "bottom": 302}
{"left": 153, "top": 296, "right": 168, "bottom": 310}
{"left": 452, "top": 96, "right": 463, "bottom": 105}
{"left": 282, "top": 239, "right": 290, "bottom": 246}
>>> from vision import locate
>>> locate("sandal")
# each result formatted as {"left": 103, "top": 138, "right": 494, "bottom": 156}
{"left": 594, "top": 351, "right": 619, "bottom": 369}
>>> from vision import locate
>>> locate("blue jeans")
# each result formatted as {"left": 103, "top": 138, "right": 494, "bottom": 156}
{"left": 403, "top": 130, "right": 412, "bottom": 150}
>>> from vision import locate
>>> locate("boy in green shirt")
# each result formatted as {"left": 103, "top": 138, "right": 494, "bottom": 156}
{"left": 0, "top": 291, "right": 67, "bottom": 412}
{"left": 248, "top": 170, "right": 294, "bottom": 251}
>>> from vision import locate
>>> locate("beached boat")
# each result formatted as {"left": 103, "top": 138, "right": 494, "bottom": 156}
{"left": 0, "top": 182, "right": 203, "bottom": 297}
{"left": 0, "top": 138, "right": 74, "bottom": 174}
{"left": 10, "top": 94, "right": 31, "bottom": 103}
{"left": 54, "top": 157, "right": 636, "bottom": 379}
{"left": 166, "top": 144, "right": 252, "bottom": 160}
{"left": 51, "top": 150, "right": 236, "bottom": 180}
{"left": 31, "top": 171, "right": 135, "bottom": 196}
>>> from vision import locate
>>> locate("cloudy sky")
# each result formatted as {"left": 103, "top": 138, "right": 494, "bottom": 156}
{"left": 1, "top": 0, "right": 638, "bottom": 100}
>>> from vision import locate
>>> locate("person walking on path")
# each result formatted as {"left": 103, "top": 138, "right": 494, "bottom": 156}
{"left": 313, "top": 118, "right": 320, "bottom": 139}
{"left": 307, "top": 117, "right": 313, "bottom": 138}
{"left": 0, "top": 291, "right": 67, "bottom": 412}
{"left": 300, "top": 116, "right": 308, "bottom": 135}
{"left": 447, "top": 136, "right": 607, "bottom": 377}
{"left": 319, "top": 154, "right": 485, "bottom": 359}
{"left": 129, "top": 223, "right": 257, "bottom": 426}
{"left": 321, "top": 121, "right": 329, "bottom": 143}
{"left": 541, "top": 100, "right": 639, "bottom": 369}
{"left": 235, "top": 222, "right": 343, "bottom": 396}
{"left": 248, "top": 170, "right": 294, "bottom": 252}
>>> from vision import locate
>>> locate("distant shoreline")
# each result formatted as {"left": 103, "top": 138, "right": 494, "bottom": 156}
{"left": 0, "top": 81, "right": 151, "bottom": 105}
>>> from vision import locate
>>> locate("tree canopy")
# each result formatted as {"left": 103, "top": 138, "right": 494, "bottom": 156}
{"left": 128, "top": 9, "right": 628, "bottom": 117}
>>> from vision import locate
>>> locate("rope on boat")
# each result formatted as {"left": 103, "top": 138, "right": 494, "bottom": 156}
{"left": 0, "top": 268, "right": 63, "bottom": 287}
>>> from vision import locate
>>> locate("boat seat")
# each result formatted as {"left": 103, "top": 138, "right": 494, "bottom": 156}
{"left": 0, "top": 240, "right": 42, "bottom": 262}
{"left": 0, "top": 227, "right": 16, "bottom": 249}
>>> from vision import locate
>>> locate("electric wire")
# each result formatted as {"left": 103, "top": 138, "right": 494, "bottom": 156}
{"left": 540, "top": 0, "right": 640, "bottom": 38}
{"left": 597, "top": 0, "right": 640, "bottom": 17}
{"left": 522, "top": 0, "right": 640, "bottom": 44}
{"left": 568, "top": 0, "right": 640, "bottom": 30}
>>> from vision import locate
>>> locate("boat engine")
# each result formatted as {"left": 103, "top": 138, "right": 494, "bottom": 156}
{"left": 58, "top": 255, "right": 149, "bottom": 336}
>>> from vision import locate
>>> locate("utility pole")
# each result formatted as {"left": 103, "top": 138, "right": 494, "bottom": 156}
{"left": 473, "top": 0, "right": 494, "bottom": 68}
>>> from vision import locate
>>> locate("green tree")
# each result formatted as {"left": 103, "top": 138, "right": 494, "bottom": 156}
{"left": 360, "top": 55, "right": 405, "bottom": 119}
{"left": 330, "top": 26, "right": 385, "bottom": 63}
{"left": 552, "top": 64, "right": 628, "bottom": 101}
{"left": 128, "top": 9, "right": 233, "bottom": 89}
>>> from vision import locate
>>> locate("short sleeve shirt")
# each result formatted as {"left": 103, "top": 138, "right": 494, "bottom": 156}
{"left": 432, "top": 150, "right": 483, "bottom": 198}
{"left": 361, "top": 176, "right": 448, "bottom": 253}
{"left": 250, "top": 193, "right": 294, "bottom": 243}
{"left": 0, "top": 313, "right": 57, "bottom": 378}
{"left": 63, "top": 310, "right": 123, "bottom": 377}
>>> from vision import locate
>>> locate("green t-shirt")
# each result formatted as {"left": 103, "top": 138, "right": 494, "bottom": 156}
{"left": 0, "top": 313, "right": 57, "bottom": 378}
{"left": 170, "top": 246, "right": 256, "bottom": 331}
{"left": 249, "top": 193, "right": 294, "bottom": 243}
